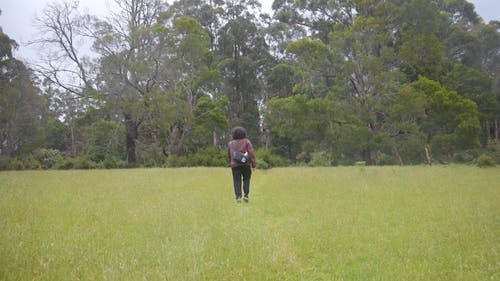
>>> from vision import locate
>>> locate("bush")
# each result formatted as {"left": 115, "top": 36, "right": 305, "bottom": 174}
{"left": 54, "top": 158, "right": 76, "bottom": 170}
{"left": 487, "top": 142, "right": 500, "bottom": 164}
{"left": 189, "top": 147, "right": 227, "bottom": 167}
{"left": 0, "top": 157, "right": 24, "bottom": 170}
{"left": 75, "top": 158, "right": 98, "bottom": 169}
{"left": 453, "top": 150, "right": 479, "bottom": 163}
{"left": 55, "top": 157, "right": 98, "bottom": 170}
{"left": 167, "top": 147, "right": 226, "bottom": 167}
{"left": 256, "top": 159, "right": 270, "bottom": 170}
{"left": 308, "top": 151, "right": 333, "bottom": 167}
{"left": 166, "top": 155, "right": 190, "bottom": 167}
{"left": 0, "top": 156, "right": 43, "bottom": 170}
{"left": 254, "top": 149, "right": 289, "bottom": 168}
{"left": 21, "top": 155, "right": 43, "bottom": 170}
{"left": 102, "top": 156, "right": 127, "bottom": 169}
{"left": 476, "top": 154, "right": 495, "bottom": 167}
{"left": 33, "top": 148, "right": 63, "bottom": 169}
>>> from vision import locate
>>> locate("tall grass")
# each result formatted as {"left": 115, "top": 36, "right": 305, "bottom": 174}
{"left": 1, "top": 166, "right": 499, "bottom": 280}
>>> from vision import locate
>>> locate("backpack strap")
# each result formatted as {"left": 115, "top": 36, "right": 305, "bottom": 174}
{"left": 230, "top": 140, "right": 235, "bottom": 152}
{"left": 230, "top": 139, "right": 248, "bottom": 153}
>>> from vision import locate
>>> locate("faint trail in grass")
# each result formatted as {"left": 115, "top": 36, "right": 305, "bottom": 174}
{"left": 0, "top": 166, "right": 499, "bottom": 280}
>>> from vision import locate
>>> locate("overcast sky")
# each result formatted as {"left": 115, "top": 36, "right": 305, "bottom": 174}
{"left": 0, "top": 0, "right": 498, "bottom": 63}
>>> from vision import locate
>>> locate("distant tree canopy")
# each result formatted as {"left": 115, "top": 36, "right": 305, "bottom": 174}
{"left": 0, "top": 0, "right": 499, "bottom": 168}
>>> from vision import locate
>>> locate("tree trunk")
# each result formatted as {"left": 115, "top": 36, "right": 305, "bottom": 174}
{"left": 496, "top": 118, "right": 499, "bottom": 142}
{"left": 124, "top": 112, "right": 139, "bottom": 166}
{"left": 67, "top": 124, "right": 76, "bottom": 158}
{"left": 393, "top": 146, "right": 403, "bottom": 165}
{"left": 425, "top": 145, "right": 432, "bottom": 165}
{"left": 363, "top": 148, "right": 374, "bottom": 165}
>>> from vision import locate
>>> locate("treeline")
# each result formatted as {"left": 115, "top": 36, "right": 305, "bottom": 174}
{"left": 0, "top": 0, "right": 499, "bottom": 170}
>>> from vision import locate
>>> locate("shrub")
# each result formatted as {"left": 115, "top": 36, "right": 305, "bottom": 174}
{"left": 21, "top": 155, "right": 42, "bottom": 170}
{"left": 167, "top": 147, "right": 226, "bottom": 167}
{"left": 55, "top": 158, "right": 76, "bottom": 170}
{"left": 0, "top": 158, "right": 24, "bottom": 170}
{"left": 256, "top": 159, "right": 270, "bottom": 170}
{"left": 33, "top": 148, "right": 63, "bottom": 169}
{"left": 166, "top": 155, "right": 190, "bottom": 167}
{"left": 308, "top": 151, "right": 333, "bottom": 167}
{"left": 189, "top": 147, "right": 226, "bottom": 167}
{"left": 254, "top": 149, "right": 289, "bottom": 168}
{"left": 102, "top": 156, "right": 127, "bottom": 169}
{"left": 476, "top": 154, "right": 495, "bottom": 167}
{"left": 487, "top": 142, "right": 500, "bottom": 164}
{"left": 453, "top": 150, "right": 479, "bottom": 163}
{"left": 55, "top": 157, "right": 98, "bottom": 170}
{"left": 74, "top": 158, "right": 98, "bottom": 169}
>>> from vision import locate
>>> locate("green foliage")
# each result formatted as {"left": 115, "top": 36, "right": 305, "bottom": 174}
{"left": 0, "top": 155, "right": 44, "bottom": 170}
{"left": 3, "top": 0, "right": 498, "bottom": 168}
{"left": 308, "top": 151, "right": 334, "bottom": 167}
{"left": 0, "top": 157, "right": 25, "bottom": 170}
{"left": 266, "top": 95, "right": 328, "bottom": 161}
{"left": 101, "top": 156, "right": 128, "bottom": 169}
{"left": 45, "top": 118, "right": 68, "bottom": 151}
{"left": 167, "top": 147, "right": 226, "bottom": 167}
{"left": 54, "top": 157, "right": 98, "bottom": 170}
{"left": 476, "top": 154, "right": 496, "bottom": 167}
{"left": 0, "top": 32, "right": 48, "bottom": 157}
{"left": 406, "top": 77, "right": 481, "bottom": 158}
{"left": 254, "top": 148, "right": 289, "bottom": 168}
{"left": 452, "top": 149, "right": 480, "bottom": 164}
{"left": 87, "top": 119, "right": 123, "bottom": 162}
{"left": 487, "top": 142, "right": 500, "bottom": 164}
{"left": 267, "top": 64, "right": 302, "bottom": 98}
{"left": 431, "top": 134, "right": 457, "bottom": 158}
{"left": 191, "top": 95, "right": 228, "bottom": 148}
{"left": 400, "top": 33, "right": 445, "bottom": 80}
{"left": 33, "top": 149, "right": 64, "bottom": 169}
{"left": 255, "top": 158, "right": 270, "bottom": 170}
{"left": 442, "top": 64, "right": 493, "bottom": 108}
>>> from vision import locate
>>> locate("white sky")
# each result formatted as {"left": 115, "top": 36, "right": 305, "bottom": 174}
{"left": 0, "top": 0, "right": 497, "bottom": 63}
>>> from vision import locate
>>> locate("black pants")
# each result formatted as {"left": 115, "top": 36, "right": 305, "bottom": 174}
{"left": 232, "top": 165, "right": 252, "bottom": 199}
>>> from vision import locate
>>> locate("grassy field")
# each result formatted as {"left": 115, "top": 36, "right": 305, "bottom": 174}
{"left": 0, "top": 166, "right": 499, "bottom": 280}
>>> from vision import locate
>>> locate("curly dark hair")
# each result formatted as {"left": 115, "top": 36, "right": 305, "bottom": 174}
{"left": 231, "top": 126, "right": 247, "bottom": 140}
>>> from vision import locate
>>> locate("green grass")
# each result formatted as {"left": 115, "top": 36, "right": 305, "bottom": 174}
{"left": 0, "top": 166, "right": 499, "bottom": 280}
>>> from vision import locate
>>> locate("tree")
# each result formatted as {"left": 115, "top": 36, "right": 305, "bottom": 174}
{"left": 168, "top": 0, "right": 224, "bottom": 51}
{"left": 7, "top": 0, "right": 494, "bottom": 168}
{"left": 32, "top": 1, "right": 99, "bottom": 156}
{"left": 285, "top": 38, "right": 334, "bottom": 98}
{"left": 328, "top": 6, "right": 403, "bottom": 164}
{"left": 33, "top": 1, "right": 96, "bottom": 98}
{"left": 404, "top": 77, "right": 481, "bottom": 159}
{"left": 215, "top": 0, "right": 272, "bottom": 141}
{"left": 267, "top": 63, "right": 302, "bottom": 98}
{"left": 395, "top": 0, "right": 447, "bottom": 81}
{"left": 266, "top": 94, "right": 328, "bottom": 161}
{"left": 0, "top": 30, "right": 49, "bottom": 157}
{"left": 442, "top": 64, "right": 497, "bottom": 143}
{"left": 94, "top": 1, "right": 219, "bottom": 163}
{"left": 191, "top": 94, "right": 228, "bottom": 148}
{"left": 161, "top": 16, "right": 222, "bottom": 155}
{"left": 91, "top": 0, "right": 172, "bottom": 164}
{"left": 476, "top": 23, "right": 500, "bottom": 142}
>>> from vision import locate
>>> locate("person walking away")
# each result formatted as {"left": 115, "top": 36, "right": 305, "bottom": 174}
{"left": 228, "top": 126, "right": 256, "bottom": 203}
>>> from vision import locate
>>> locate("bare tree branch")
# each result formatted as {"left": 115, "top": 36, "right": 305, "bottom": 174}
{"left": 30, "top": 1, "right": 96, "bottom": 96}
